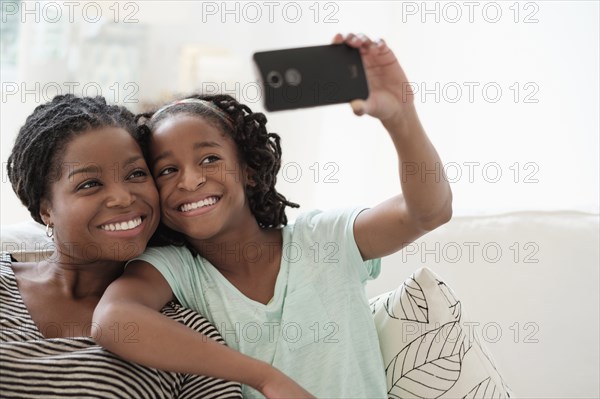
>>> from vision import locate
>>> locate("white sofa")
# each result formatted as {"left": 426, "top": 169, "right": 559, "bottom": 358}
{"left": 369, "top": 211, "right": 600, "bottom": 397}
{"left": 2, "top": 211, "right": 599, "bottom": 397}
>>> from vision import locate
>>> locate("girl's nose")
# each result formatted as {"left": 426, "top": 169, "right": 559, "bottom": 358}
{"left": 176, "top": 169, "right": 206, "bottom": 191}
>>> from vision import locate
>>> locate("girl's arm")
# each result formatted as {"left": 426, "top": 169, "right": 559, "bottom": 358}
{"left": 93, "top": 261, "right": 313, "bottom": 398}
{"left": 334, "top": 33, "right": 453, "bottom": 260}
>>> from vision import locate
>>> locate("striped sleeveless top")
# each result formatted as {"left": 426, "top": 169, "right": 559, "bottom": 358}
{"left": 0, "top": 253, "right": 242, "bottom": 399}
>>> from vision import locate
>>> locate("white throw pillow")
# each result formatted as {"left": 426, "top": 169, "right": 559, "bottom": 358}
{"left": 370, "top": 267, "right": 512, "bottom": 398}
{"left": 0, "top": 220, "right": 54, "bottom": 262}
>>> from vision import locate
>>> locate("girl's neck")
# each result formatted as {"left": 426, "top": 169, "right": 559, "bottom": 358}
{"left": 189, "top": 220, "right": 283, "bottom": 277}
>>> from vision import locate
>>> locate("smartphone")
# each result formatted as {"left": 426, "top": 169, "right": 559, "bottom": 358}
{"left": 253, "top": 44, "right": 369, "bottom": 112}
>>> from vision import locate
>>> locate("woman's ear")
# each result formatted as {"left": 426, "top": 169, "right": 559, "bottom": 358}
{"left": 39, "top": 198, "right": 53, "bottom": 226}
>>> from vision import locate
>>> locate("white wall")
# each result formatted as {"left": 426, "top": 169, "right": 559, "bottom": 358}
{"left": 2, "top": 1, "right": 598, "bottom": 224}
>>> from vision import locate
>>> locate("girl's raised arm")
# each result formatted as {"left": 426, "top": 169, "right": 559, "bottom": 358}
{"left": 332, "top": 33, "right": 453, "bottom": 260}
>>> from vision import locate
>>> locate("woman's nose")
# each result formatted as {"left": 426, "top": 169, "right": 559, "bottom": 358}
{"left": 106, "top": 184, "right": 135, "bottom": 208}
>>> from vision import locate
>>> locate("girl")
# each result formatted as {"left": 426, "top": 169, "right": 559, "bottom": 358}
{"left": 94, "top": 33, "right": 453, "bottom": 397}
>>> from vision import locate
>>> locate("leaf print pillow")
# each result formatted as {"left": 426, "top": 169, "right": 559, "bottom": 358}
{"left": 370, "top": 267, "right": 512, "bottom": 398}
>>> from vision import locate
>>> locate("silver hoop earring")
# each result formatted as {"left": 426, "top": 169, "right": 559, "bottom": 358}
{"left": 45, "top": 224, "right": 54, "bottom": 238}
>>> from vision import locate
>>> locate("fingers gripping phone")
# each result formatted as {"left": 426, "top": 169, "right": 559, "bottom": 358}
{"left": 253, "top": 44, "right": 369, "bottom": 112}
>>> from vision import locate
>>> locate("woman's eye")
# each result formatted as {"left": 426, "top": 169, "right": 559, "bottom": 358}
{"left": 201, "top": 155, "right": 220, "bottom": 165}
{"left": 77, "top": 180, "right": 101, "bottom": 190}
{"left": 158, "top": 167, "right": 177, "bottom": 177}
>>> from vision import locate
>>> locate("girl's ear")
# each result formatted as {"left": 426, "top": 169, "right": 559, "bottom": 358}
{"left": 39, "top": 198, "right": 53, "bottom": 226}
{"left": 245, "top": 166, "right": 257, "bottom": 187}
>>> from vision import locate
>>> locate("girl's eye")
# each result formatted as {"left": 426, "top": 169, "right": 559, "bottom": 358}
{"left": 77, "top": 180, "right": 101, "bottom": 191}
{"left": 128, "top": 169, "right": 148, "bottom": 180}
{"left": 158, "top": 167, "right": 177, "bottom": 177}
{"left": 201, "top": 155, "right": 220, "bottom": 165}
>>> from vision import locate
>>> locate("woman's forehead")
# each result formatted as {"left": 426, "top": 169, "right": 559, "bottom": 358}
{"left": 57, "top": 127, "right": 143, "bottom": 171}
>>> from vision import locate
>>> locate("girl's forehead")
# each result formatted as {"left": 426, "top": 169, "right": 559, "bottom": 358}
{"left": 155, "top": 113, "right": 212, "bottom": 129}
{"left": 152, "top": 114, "right": 229, "bottom": 141}
{"left": 149, "top": 115, "right": 241, "bottom": 161}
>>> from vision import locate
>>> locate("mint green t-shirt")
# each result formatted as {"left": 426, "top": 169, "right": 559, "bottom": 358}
{"left": 133, "top": 208, "right": 387, "bottom": 398}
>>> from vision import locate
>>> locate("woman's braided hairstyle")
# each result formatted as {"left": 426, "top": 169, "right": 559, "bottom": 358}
{"left": 7, "top": 94, "right": 139, "bottom": 224}
{"left": 135, "top": 94, "right": 299, "bottom": 249}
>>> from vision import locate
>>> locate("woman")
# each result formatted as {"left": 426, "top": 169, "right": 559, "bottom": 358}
{"left": 1, "top": 94, "right": 311, "bottom": 398}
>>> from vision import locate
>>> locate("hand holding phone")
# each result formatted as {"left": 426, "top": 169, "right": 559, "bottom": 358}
{"left": 253, "top": 44, "right": 369, "bottom": 112}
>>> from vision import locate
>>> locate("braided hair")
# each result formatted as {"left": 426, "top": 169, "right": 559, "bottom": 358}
{"left": 135, "top": 94, "right": 299, "bottom": 249}
{"left": 7, "top": 94, "right": 139, "bottom": 224}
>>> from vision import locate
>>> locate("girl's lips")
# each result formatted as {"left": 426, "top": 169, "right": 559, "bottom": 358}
{"left": 176, "top": 195, "right": 221, "bottom": 211}
{"left": 176, "top": 197, "right": 220, "bottom": 217}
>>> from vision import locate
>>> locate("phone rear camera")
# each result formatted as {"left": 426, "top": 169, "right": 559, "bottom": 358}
{"left": 267, "top": 71, "right": 283, "bottom": 88}
{"left": 285, "top": 69, "right": 302, "bottom": 86}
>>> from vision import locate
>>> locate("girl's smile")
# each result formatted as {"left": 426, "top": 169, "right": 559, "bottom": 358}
{"left": 177, "top": 195, "right": 221, "bottom": 215}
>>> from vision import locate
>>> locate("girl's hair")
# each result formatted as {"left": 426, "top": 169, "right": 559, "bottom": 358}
{"left": 7, "top": 94, "right": 139, "bottom": 224}
{"left": 135, "top": 94, "right": 299, "bottom": 248}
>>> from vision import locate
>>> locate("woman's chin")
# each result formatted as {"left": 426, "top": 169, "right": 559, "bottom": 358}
{"left": 90, "top": 238, "right": 148, "bottom": 263}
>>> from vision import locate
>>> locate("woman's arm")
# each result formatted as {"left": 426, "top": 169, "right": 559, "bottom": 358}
{"left": 333, "top": 33, "right": 453, "bottom": 260}
{"left": 93, "top": 261, "right": 313, "bottom": 398}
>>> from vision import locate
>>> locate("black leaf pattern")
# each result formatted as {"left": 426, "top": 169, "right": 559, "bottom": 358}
{"left": 463, "top": 377, "right": 502, "bottom": 399}
{"left": 471, "top": 331, "right": 512, "bottom": 397}
{"left": 386, "top": 321, "right": 472, "bottom": 398}
{"left": 384, "top": 275, "right": 429, "bottom": 323}
{"left": 372, "top": 268, "right": 510, "bottom": 398}
{"left": 437, "top": 279, "right": 461, "bottom": 321}
{"left": 370, "top": 292, "right": 390, "bottom": 315}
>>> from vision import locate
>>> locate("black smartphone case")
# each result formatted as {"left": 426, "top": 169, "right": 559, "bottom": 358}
{"left": 253, "top": 44, "right": 369, "bottom": 112}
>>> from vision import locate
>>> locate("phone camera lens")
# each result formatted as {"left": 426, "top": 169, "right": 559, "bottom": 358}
{"left": 267, "top": 71, "right": 283, "bottom": 88}
{"left": 285, "top": 68, "right": 302, "bottom": 86}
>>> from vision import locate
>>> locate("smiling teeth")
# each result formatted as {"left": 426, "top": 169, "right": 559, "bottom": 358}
{"left": 100, "top": 217, "right": 142, "bottom": 231}
{"left": 180, "top": 197, "right": 219, "bottom": 212}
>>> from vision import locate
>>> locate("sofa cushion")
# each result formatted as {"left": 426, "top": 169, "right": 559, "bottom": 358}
{"left": 0, "top": 220, "right": 53, "bottom": 262}
{"left": 370, "top": 267, "right": 511, "bottom": 398}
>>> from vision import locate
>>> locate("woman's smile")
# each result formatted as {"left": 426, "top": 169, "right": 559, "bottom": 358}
{"left": 97, "top": 213, "right": 147, "bottom": 237}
